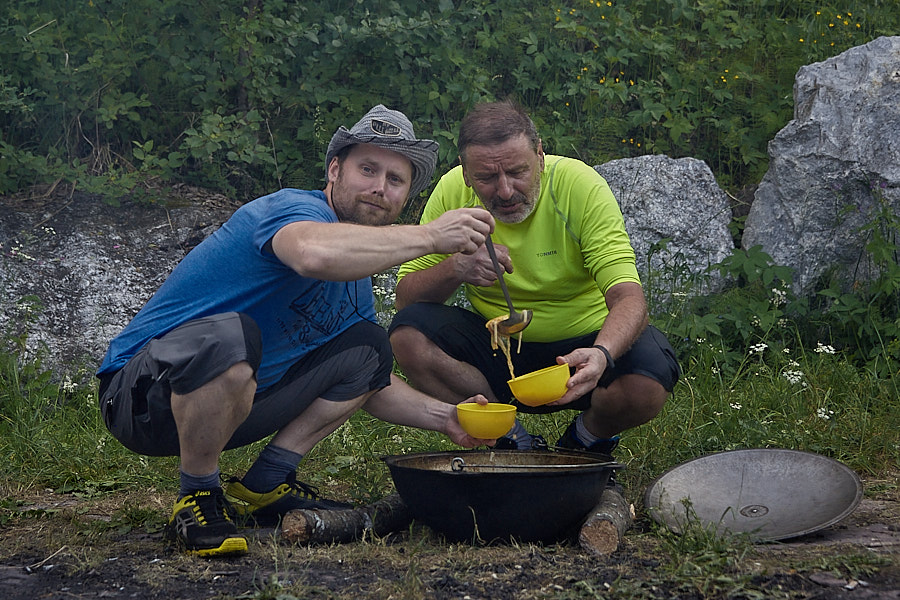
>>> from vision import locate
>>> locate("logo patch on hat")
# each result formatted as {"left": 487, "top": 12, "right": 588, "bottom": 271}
{"left": 370, "top": 118, "right": 402, "bottom": 137}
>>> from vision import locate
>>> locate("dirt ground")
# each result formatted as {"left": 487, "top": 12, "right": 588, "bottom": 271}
{"left": 0, "top": 476, "right": 897, "bottom": 600}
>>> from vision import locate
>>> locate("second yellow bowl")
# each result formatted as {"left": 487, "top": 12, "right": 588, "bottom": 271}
{"left": 508, "top": 363, "right": 570, "bottom": 407}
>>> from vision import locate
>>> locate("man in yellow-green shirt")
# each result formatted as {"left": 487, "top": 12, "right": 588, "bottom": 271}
{"left": 389, "top": 101, "right": 680, "bottom": 459}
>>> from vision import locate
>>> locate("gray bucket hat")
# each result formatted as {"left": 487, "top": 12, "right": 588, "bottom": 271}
{"left": 325, "top": 105, "right": 439, "bottom": 200}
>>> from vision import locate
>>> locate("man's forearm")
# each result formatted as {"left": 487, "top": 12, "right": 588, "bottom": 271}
{"left": 394, "top": 258, "right": 464, "bottom": 310}
{"left": 363, "top": 374, "right": 454, "bottom": 434}
{"left": 594, "top": 282, "right": 648, "bottom": 358}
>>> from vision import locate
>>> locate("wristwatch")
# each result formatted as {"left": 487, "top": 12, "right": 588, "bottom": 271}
{"left": 592, "top": 344, "right": 614, "bottom": 375}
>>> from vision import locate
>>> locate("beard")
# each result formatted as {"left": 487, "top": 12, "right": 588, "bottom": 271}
{"left": 485, "top": 172, "right": 542, "bottom": 224}
{"left": 331, "top": 174, "right": 399, "bottom": 227}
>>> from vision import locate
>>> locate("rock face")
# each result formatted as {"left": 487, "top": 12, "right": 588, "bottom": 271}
{"left": 597, "top": 155, "right": 734, "bottom": 299}
{"left": 742, "top": 36, "right": 900, "bottom": 294}
{"left": 0, "top": 190, "right": 237, "bottom": 379}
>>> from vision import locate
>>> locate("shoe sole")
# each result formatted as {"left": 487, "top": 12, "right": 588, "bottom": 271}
{"left": 183, "top": 536, "right": 249, "bottom": 558}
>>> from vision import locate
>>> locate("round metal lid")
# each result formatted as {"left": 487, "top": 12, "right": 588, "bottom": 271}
{"left": 644, "top": 448, "right": 863, "bottom": 541}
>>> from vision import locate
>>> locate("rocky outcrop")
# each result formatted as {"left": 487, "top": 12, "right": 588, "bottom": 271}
{"left": 742, "top": 36, "right": 900, "bottom": 294}
{"left": 0, "top": 188, "right": 237, "bottom": 379}
{"left": 597, "top": 155, "right": 734, "bottom": 299}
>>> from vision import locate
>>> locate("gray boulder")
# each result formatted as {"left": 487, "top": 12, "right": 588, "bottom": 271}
{"left": 742, "top": 36, "right": 900, "bottom": 295}
{"left": 0, "top": 189, "right": 236, "bottom": 379}
{"left": 597, "top": 155, "right": 735, "bottom": 303}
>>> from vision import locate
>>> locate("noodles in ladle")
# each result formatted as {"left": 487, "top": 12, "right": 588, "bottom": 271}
{"left": 486, "top": 315, "right": 522, "bottom": 380}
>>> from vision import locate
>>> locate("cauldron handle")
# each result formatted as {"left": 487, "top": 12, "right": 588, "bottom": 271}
{"left": 450, "top": 457, "right": 466, "bottom": 472}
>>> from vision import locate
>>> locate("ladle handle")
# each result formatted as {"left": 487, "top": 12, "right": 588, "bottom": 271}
{"left": 484, "top": 235, "right": 517, "bottom": 315}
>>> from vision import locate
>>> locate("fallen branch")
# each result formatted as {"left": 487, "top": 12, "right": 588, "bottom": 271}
{"left": 280, "top": 493, "right": 412, "bottom": 544}
{"left": 577, "top": 488, "right": 634, "bottom": 556}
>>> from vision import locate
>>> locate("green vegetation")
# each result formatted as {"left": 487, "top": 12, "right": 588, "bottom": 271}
{"left": 2, "top": 0, "right": 898, "bottom": 202}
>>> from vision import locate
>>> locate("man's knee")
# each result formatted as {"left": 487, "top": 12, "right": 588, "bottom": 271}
{"left": 389, "top": 324, "right": 427, "bottom": 366}
{"left": 592, "top": 374, "right": 668, "bottom": 422}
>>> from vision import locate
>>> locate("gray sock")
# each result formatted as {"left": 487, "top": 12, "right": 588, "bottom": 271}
{"left": 241, "top": 444, "right": 304, "bottom": 493}
{"left": 179, "top": 468, "right": 221, "bottom": 499}
{"left": 574, "top": 414, "right": 620, "bottom": 454}
{"left": 575, "top": 413, "right": 601, "bottom": 445}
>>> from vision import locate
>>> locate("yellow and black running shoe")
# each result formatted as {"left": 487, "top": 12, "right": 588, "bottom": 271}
{"left": 163, "top": 488, "right": 248, "bottom": 557}
{"left": 225, "top": 472, "right": 352, "bottom": 526}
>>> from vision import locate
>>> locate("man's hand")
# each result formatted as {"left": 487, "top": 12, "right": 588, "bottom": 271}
{"left": 449, "top": 241, "right": 514, "bottom": 287}
{"left": 544, "top": 348, "right": 606, "bottom": 406}
{"left": 423, "top": 208, "right": 494, "bottom": 256}
{"left": 543, "top": 282, "right": 649, "bottom": 407}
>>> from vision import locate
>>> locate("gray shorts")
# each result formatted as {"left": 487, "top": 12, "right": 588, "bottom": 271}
{"left": 98, "top": 313, "right": 392, "bottom": 456}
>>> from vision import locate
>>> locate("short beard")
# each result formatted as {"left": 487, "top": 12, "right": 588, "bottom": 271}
{"left": 331, "top": 172, "right": 394, "bottom": 226}
{"left": 489, "top": 174, "right": 541, "bottom": 224}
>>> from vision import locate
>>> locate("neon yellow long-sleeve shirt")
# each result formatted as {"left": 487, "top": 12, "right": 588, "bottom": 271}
{"left": 397, "top": 155, "right": 640, "bottom": 343}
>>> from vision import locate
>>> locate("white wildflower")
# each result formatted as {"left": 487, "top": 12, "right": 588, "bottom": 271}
{"left": 782, "top": 369, "right": 804, "bottom": 385}
{"left": 816, "top": 407, "right": 834, "bottom": 420}
{"left": 61, "top": 376, "right": 77, "bottom": 393}
{"left": 729, "top": 402, "right": 742, "bottom": 410}
{"left": 815, "top": 342, "right": 836, "bottom": 354}
{"left": 750, "top": 343, "right": 768, "bottom": 354}
{"left": 771, "top": 287, "right": 787, "bottom": 307}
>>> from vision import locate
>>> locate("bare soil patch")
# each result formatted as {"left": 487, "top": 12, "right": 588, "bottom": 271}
{"left": 1, "top": 477, "right": 897, "bottom": 600}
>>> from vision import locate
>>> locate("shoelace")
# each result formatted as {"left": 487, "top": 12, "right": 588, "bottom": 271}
{"left": 283, "top": 471, "right": 322, "bottom": 499}
{"left": 188, "top": 490, "right": 236, "bottom": 525}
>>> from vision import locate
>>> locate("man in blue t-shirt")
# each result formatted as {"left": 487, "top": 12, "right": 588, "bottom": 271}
{"left": 96, "top": 105, "right": 495, "bottom": 557}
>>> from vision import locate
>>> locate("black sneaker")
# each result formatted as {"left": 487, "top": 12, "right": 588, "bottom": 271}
{"left": 555, "top": 418, "right": 620, "bottom": 456}
{"left": 555, "top": 419, "right": 623, "bottom": 493}
{"left": 163, "top": 488, "right": 248, "bottom": 557}
{"left": 224, "top": 471, "right": 352, "bottom": 526}
{"left": 494, "top": 434, "right": 548, "bottom": 450}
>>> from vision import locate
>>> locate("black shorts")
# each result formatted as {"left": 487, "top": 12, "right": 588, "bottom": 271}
{"left": 389, "top": 303, "right": 680, "bottom": 414}
{"left": 98, "top": 313, "right": 392, "bottom": 456}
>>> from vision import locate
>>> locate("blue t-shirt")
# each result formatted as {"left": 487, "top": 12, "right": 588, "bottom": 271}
{"left": 97, "top": 189, "right": 376, "bottom": 391}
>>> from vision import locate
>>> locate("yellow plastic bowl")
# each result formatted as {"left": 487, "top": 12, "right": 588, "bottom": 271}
{"left": 508, "top": 363, "right": 570, "bottom": 407}
{"left": 456, "top": 403, "right": 517, "bottom": 439}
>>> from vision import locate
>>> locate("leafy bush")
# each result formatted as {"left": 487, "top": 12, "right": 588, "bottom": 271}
{"left": 2, "top": 0, "right": 897, "bottom": 200}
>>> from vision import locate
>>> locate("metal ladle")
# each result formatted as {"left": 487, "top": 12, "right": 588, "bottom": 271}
{"left": 483, "top": 235, "right": 533, "bottom": 336}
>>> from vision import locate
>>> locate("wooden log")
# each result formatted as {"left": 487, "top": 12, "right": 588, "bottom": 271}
{"left": 577, "top": 487, "right": 634, "bottom": 556}
{"left": 280, "top": 493, "right": 412, "bottom": 544}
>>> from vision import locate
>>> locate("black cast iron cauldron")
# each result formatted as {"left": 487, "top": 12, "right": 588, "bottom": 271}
{"left": 384, "top": 449, "right": 622, "bottom": 543}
